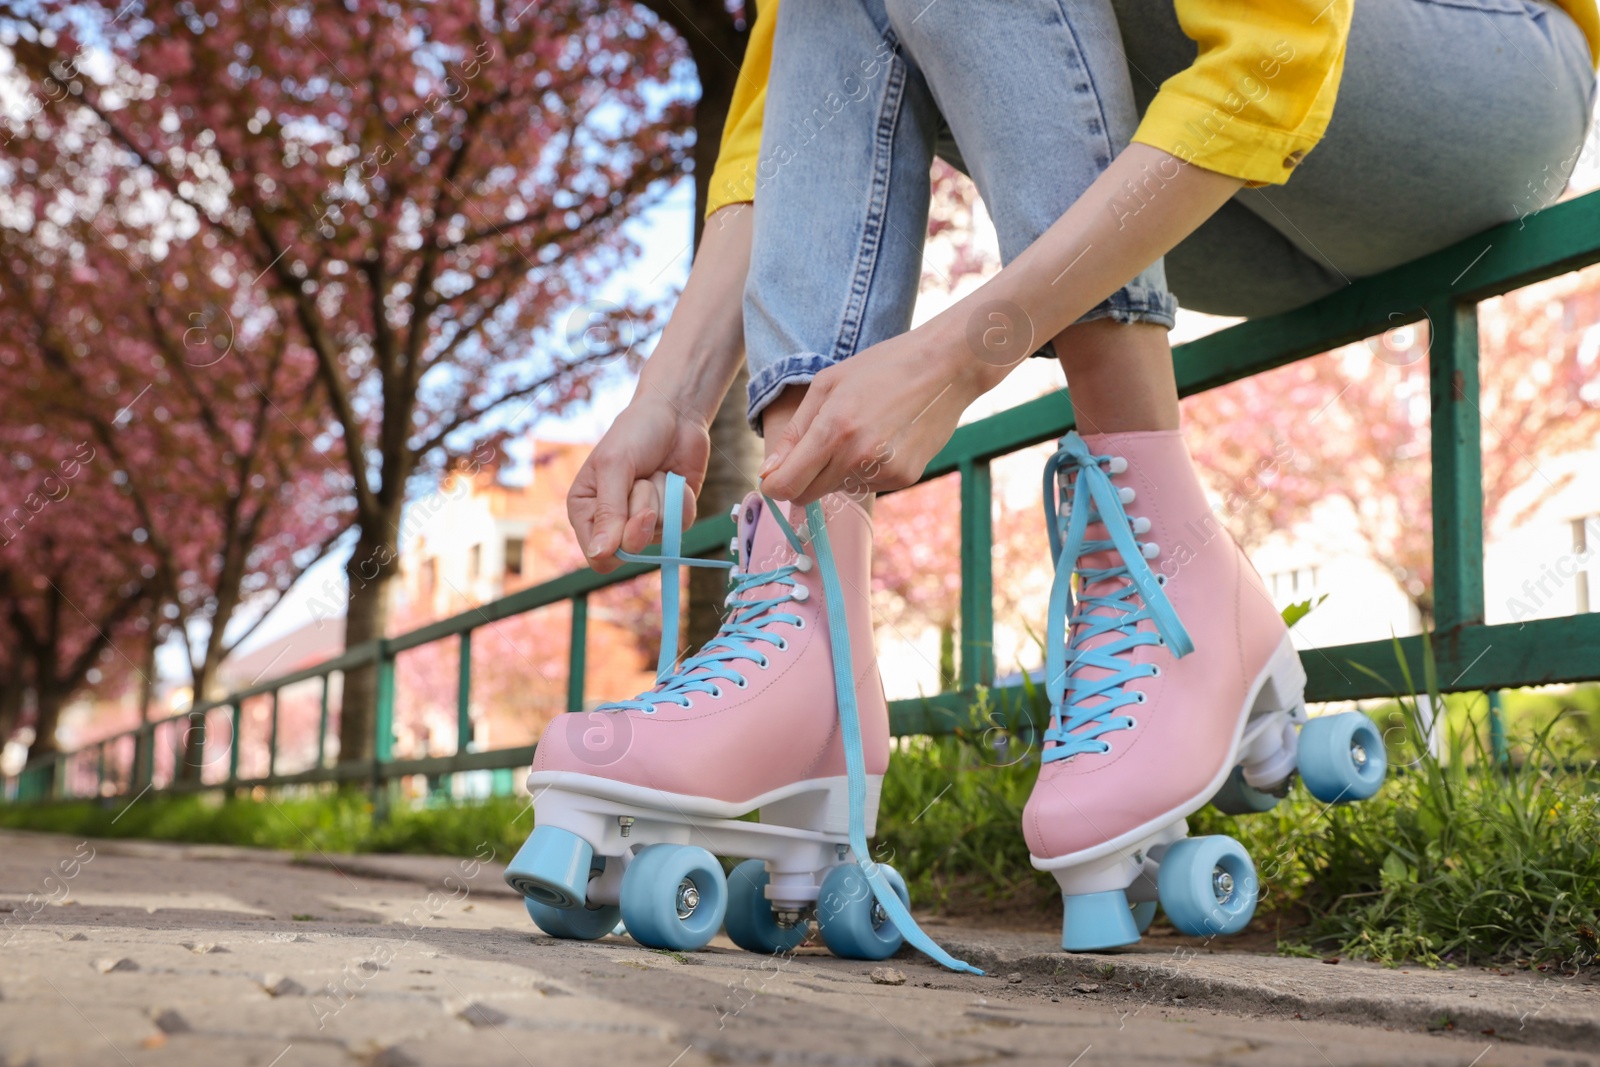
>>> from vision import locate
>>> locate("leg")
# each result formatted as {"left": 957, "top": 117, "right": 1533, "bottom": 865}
{"left": 742, "top": 0, "right": 943, "bottom": 437}
{"left": 1054, "top": 319, "right": 1179, "bottom": 434}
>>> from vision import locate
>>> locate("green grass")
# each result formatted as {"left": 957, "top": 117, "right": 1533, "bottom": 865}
{"left": 0, "top": 789, "right": 532, "bottom": 863}
{"left": 878, "top": 657, "right": 1599, "bottom": 969}
{"left": 3, "top": 654, "right": 1596, "bottom": 969}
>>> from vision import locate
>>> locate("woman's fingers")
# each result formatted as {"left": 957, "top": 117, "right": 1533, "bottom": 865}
{"left": 570, "top": 454, "right": 634, "bottom": 572}
{"left": 620, "top": 478, "right": 660, "bottom": 557}
{"left": 759, "top": 383, "right": 833, "bottom": 503}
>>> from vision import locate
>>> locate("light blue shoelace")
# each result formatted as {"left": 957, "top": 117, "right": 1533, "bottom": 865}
{"left": 1041, "top": 433, "right": 1193, "bottom": 764}
{"left": 611, "top": 477, "right": 803, "bottom": 712}
{"left": 614, "top": 473, "right": 981, "bottom": 975}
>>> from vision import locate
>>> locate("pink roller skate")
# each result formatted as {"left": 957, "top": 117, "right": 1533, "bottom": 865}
{"left": 1026, "top": 431, "right": 1385, "bottom": 950}
{"left": 506, "top": 474, "right": 977, "bottom": 973}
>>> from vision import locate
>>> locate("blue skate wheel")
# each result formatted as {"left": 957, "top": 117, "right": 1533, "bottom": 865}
{"left": 1298, "top": 711, "right": 1387, "bottom": 804}
{"left": 815, "top": 862, "right": 910, "bottom": 961}
{"left": 619, "top": 844, "right": 728, "bottom": 952}
{"left": 525, "top": 895, "right": 622, "bottom": 941}
{"left": 504, "top": 825, "right": 596, "bottom": 909}
{"left": 1061, "top": 889, "right": 1143, "bottom": 951}
{"left": 724, "top": 859, "right": 808, "bottom": 955}
{"left": 1210, "top": 766, "right": 1281, "bottom": 815}
{"left": 1130, "top": 899, "right": 1157, "bottom": 935}
{"left": 1157, "top": 836, "right": 1257, "bottom": 938}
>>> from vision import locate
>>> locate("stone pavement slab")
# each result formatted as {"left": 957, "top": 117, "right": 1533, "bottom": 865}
{"left": 1, "top": 829, "right": 1594, "bottom": 1067}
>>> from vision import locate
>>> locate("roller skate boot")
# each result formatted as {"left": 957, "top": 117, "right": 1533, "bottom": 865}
{"left": 506, "top": 474, "right": 978, "bottom": 973}
{"left": 1024, "top": 430, "right": 1386, "bottom": 951}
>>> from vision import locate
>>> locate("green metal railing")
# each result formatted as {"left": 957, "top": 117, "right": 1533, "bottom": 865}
{"left": 9, "top": 190, "right": 1600, "bottom": 803}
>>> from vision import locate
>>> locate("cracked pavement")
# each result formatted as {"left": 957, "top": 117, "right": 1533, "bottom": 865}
{"left": 1, "top": 830, "right": 1594, "bottom": 1066}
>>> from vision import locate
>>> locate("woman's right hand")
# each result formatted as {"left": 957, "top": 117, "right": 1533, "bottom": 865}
{"left": 567, "top": 398, "right": 711, "bottom": 573}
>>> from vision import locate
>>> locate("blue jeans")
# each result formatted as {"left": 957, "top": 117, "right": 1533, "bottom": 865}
{"left": 742, "top": 0, "right": 1594, "bottom": 430}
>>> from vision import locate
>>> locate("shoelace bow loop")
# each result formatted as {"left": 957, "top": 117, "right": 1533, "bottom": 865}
{"left": 1041, "top": 433, "right": 1193, "bottom": 763}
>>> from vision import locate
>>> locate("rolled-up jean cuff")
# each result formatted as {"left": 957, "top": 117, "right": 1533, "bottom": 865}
{"left": 746, "top": 353, "right": 837, "bottom": 433}
{"left": 1027, "top": 285, "right": 1178, "bottom": 359}
{"left": 1075, "top": 285, "right": 1177, "bottom": 330}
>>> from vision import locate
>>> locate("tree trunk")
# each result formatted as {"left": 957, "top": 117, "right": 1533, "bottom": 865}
{"left": 178, "top": 652, "right": 213, "bottom": 784}
{"left": 135, "top": 625, "right": 160, "bottom": 789}
{"left": 338, "top": 526, "right": 401, "bottom": 766}
{"left": 688, "top": 367, "right": 763, "bottom": 651}
{"left": 0, "top": 678, "right": 21, "bottom": 750}
{"left": 27, "top": 685, "right": 63, "bottom": 766}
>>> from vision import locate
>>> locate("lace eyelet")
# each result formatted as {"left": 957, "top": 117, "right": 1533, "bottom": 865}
{"left": 793, "top": 619, "right": 807, "bottom": 631}
{"left": 1125, "top": 716, "right": 1138, "bottom": 729}
{"left": 757, "top": 657, "right": 771, "bottom": 669}
{"left": 710, "top": 686, "right": 723, "bottom": 699}
{"left": 1155, "top": 574, "right": 1168, "bottom": 586}
{"left": 734, "top": 677, "right": 748, "bottom": 689}
{"left": 1135, "top": 691, "right": 1148, "bottom": 704}
{"left": 774, "top": 639, "right": 788, "bottom": 652}
{"left": 1149, "top": 665, "right": 1161, "bottom": 677}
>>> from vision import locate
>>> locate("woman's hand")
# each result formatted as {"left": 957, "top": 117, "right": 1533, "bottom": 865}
{"left": 568, "top": 397, "right": 711, "bottom": 573}
{"left": 757, "top": 145, "right": 1241, "bottom": 504}
{"left": 757, "top": 321, "right": 1008, "bottom": 505}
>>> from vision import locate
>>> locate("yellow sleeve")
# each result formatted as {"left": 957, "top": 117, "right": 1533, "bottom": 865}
{"left": 1132, "top": 0, "right": 1352, "bottom": 186}
{"left": 705, "top": 2, "right": 778, "bottom": 217}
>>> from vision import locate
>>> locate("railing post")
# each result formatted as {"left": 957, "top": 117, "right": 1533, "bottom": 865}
{"left": 959, "top": 459, "right": 995, "bottom": 690}
{"left": 267, "top": 689, "right": 280, "bottom": 779}
{"left": 457, "top": 630, "right": 474, "bottom": 753}
{"left": 317, "top": 674, "right": 330, "bottom": 769}
{"left": 375, "top": 641, "right": 396, "bottom": 766}
{"left": 374, "top": 642, "right": 397, "bottom": 821}
{"left": 1487, "top": 689, "right": 1509, "bottom": 769}
{"left": 567, "top": 595, "right": 588, "bottom": 714}
{"left": 1428, "top": 299, "right": 1485, "bottom": 631}
{"left": 227, "top": 701, "right": 241, "bottom": 786}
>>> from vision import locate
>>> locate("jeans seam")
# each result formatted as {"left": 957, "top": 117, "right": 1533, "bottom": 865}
{"left": 833, "top": 32, "right": 907, "bottom": 363}
{"left": 1051, "top": 0, "right": 1115, "bottom": 171}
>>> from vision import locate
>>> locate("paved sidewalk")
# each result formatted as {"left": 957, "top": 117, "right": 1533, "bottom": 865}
{"left": 1, "top": 830, "right": 1594, "bottom": 1066}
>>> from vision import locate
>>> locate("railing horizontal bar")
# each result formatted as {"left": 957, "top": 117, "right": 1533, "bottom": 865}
{"left": 385, "top": 515, "right": 735, "bottom": 654}
{"left": 920, "top": 192, "right": 1600, "bottom": 480}
{"left": 1301, "top": 613, "right": 1600, "bottom": 701}
{"left": 890, "top": 614, "right": 1600, "bottom": 736}
{"left": 206, "top": 645, "right": 376, "bottom": 710}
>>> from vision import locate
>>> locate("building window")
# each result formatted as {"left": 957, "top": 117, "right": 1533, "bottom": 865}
{"left": 505, "top": 537, "right": 525, "bottom": 578}
{"left": 1268, "top": 565, "right": 1320, "bottom": 604}
{"left": 1575, "top": 516, "right": 1600, "bottom": 614}
{"left": 468, "top": 543, "right": 481, "bottom": 581}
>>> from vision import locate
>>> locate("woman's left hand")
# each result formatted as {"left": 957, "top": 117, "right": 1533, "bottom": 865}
{"left": 757, "top": 317, "right": 1015, "bottom": 505}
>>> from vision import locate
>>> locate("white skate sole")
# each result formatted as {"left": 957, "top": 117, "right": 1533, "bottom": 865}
{"left": 1031, "top": 630, "right": 1308, "bottom": 903}
{"left": 523, "top": 771, "right": 883, "bottom": 909}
